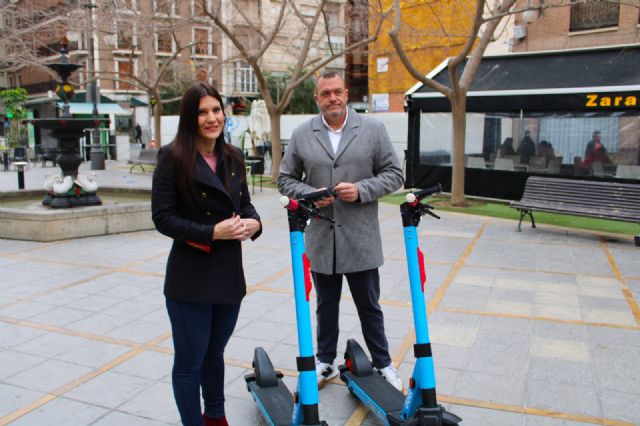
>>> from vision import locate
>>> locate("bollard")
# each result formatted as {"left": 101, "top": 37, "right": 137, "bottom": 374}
{"left": 13, "top": 161, "right": 28, "bottom": 190}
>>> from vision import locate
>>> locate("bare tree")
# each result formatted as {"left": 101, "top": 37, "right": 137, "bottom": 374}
{"left": 389, "top": 0, "right": 523, "bottom": 205}
{"left": 203, "top": 0, "right": 390, "bottom": 180}
{"left": 0, "top": 1, "right": 73, "bottom": 78}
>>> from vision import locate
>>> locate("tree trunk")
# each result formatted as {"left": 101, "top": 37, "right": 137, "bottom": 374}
{"left": 270, "top": 113, "right": 282, "bottom": 182}
{"left": 153, "top": 89, "right": 163, "bottom": 147}
{"left": 450, "top": 92, "right": 467, "bottom": 206}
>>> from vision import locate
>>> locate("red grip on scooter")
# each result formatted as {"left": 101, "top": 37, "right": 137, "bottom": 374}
{"left": 417, "top": 248, "right": 426, "bottom": 292}
{"left": 303, "top": 253, "right": 312, "bottom": 301}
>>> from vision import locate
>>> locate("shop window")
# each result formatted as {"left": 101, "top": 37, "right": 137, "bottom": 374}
{"left": 418, "top": 111, "right": 640, "bottom": 181}
{"left": 570, "top": 1, "right": 619, "bottom": 31}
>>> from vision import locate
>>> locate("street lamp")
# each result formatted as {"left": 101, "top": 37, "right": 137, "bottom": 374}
{"left": 83, "top": 0, "right": 105, "bottom": 170}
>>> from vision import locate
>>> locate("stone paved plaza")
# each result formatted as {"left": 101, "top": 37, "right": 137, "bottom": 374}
{"left": 0, "top": 161, "right": 639, "bottom": 425}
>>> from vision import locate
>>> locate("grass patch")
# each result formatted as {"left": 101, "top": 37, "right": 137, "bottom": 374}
{"left": 381, "top": 192, "right": 638, "bottom": 236}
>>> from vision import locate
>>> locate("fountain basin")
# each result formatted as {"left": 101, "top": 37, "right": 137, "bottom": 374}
{"left": 0, "top": 187, "right": 153, "bottom": 241}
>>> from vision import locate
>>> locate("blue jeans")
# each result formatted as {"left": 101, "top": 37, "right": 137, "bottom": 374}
{"left": 166, "top": 298, "right": 241, "bottom": 426}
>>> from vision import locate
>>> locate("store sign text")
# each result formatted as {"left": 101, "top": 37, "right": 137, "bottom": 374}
{"left": 586, "top": 94, "right": 637, "bottom": 108}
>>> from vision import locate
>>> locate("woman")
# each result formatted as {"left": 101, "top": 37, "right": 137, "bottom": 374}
{"left": 152, "top": 83, "right": 261, "bottom": 426}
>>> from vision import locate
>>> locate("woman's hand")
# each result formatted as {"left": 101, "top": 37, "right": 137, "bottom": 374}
{"left": 213, "top": 214, "right": 246, "bottom": 241}
{"left": 213, "top": 215, "right": 261, "bottom": 241}
{"left": 240, "top": 218, "right": 261, "bottom": 240}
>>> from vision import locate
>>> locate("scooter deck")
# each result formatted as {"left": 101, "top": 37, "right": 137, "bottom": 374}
{"left": 342, "top": 370, "right": 405, "bottom": 418}
{"left": 247, "top": 379, "right": 294, "bottom": 425}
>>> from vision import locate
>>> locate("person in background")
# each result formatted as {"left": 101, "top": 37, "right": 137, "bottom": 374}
{"left": 135, "top": 123, "right": 144, "bottom": 148}
{"left": 517, "top": 130, "right": 536, "bottom": 164}
{"left": 498, "top": 137, "right": 516, "bottom": 157}
{"left": 583, "top": 130, "right": 611, "bottom": 167}
{"left": 537, "top": 140, "right": 556, "bottom": 166}
{"left": 152, "top": 82, "right": 262, "bottom": 426}
{"left": 278, "top": 72, "right": 405, "bottom": 391}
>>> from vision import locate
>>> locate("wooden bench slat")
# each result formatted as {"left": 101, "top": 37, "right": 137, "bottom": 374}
{"left": 510, "top": 177, "right": 640, "bottom": 238}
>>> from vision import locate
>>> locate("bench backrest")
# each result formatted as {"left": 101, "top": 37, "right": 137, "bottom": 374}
{"left": 138, "top": 149, "right": 158, "bottom": 162}
{"left": 520, "top": 176, "right": 640, "bottom": 220}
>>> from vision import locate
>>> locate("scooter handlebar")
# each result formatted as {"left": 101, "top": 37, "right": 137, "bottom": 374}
{"left": 406, "top": 184, "right": 442, "bottom": 203}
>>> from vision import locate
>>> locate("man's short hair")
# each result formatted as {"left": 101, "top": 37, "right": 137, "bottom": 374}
{"left": 593, "top": 130, "right": 601, "bottom": 136}
{"left": 316, "top": 71, "right": 344, "bottom": 83}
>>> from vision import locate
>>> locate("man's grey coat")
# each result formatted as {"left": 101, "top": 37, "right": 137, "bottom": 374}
{"left": 278, "top": 110, "right": 404, "bottom": 275}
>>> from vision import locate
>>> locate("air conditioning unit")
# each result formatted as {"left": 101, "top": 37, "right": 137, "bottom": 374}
{"left": 514, "top": 25, "right": 526, "bottom": 39}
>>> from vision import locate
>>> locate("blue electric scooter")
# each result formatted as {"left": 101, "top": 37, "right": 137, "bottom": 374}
{"left": 338, "top": 185, "right": 461, "bottom": 425}
{"left": 245, "top": 189, "right": 333, "bottom": 426}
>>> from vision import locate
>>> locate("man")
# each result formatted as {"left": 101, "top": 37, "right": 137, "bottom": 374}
{"left": 278, "top": 72, "right": 404, "bottom": 391}
{"left": 517, "top": 130, "right": 536, "bottom": 164}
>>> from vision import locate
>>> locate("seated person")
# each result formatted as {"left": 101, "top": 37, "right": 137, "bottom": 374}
{"left": 517, "top": 130, "right": 536, "bottom": 164}
{"left": 537, "top": 140, "right": 556, "bottom": 166}
{"left": 498, "top": 137, "right": 515, "bottom": 157}
{"left": 583, "top": 130, "right": 611, "bottom": 167}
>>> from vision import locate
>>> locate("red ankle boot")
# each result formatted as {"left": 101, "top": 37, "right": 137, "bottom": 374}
{"left": 202, "top": 414, "right": 229, "bottom": 426}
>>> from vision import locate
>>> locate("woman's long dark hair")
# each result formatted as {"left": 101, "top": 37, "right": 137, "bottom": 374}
{"left": 170, "top": 82, "right": 244, "bottom": 201}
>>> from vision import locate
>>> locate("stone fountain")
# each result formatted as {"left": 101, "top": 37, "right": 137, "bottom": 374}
{"left": 29, "top": 45, "right": 108, "bottom": 208}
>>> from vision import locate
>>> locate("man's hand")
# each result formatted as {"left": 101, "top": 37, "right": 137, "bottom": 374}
{"left": 313, "top": 187, "right": 335, "bottom": 208}
{"left": 334, "top": 182, "right": 359, "bottom": 202}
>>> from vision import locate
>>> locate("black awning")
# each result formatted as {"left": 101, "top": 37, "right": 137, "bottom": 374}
{"left": 408, "top": 45, "right": 640, "bottom": 113}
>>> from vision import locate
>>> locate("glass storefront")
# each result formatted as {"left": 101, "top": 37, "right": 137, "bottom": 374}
{"left": 419, "top": 111, "right": 640, "bottom": 181}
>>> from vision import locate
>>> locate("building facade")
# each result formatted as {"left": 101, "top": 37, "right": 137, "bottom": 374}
{"left": 512, "top": 0, "right": 640, "bottom": 52}
{"left": 366, "top": 0, "right": 477, "bottom": 113}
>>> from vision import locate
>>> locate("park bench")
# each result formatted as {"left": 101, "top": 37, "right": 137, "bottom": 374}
{"left": 510, "top": 176, "right": 640, "bottom": 246}
{"left": 128, "top": 148, "right": 158, "bottom": 173}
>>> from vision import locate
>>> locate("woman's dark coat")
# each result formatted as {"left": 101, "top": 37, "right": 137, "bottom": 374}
{"left": 152, "top": 145, "right": 261, "bottom": 304}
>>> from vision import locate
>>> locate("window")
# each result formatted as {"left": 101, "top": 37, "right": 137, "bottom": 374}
{"left": 193, "top": 28, "right": 210, "bottom": 55}
{"left": 156, "top": 30, "right": 173, "bottom": 53}
{"left": 154, "top": 0, "right": 172, "bottom": 15}
{"left": 570, "top": 1, "right": 619, "bottom": 31}
{"left": 329, "top": 36, "right": 344, "bottom": 52}
{"left": 234, "top": 61, "right": 258, "bottom": 93}
{"left": 116, "top": 60, "right": 134, "bottom": 90}
{"left": 192, "top": 0, "right": 210, "bottom": 17}
{"left": 326, "top": 11, "right": 339, "bottom": 31}
{"left": 117, "top": 22, "right": 135, "bottom": 50}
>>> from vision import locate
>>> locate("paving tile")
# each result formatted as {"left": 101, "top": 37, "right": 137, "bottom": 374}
{"left": 526, "top": 379, "right": 602, "bottom": 418}
{"left": 454, "top": 371, "right": 525, "bottom": 406}
{"left": 118, "top": 381, "right": 181, "bottom": 424}
{"left": 530, "top": 337, "right": 590, "bottom": 363}
{"left": 444, "top": 404, "right": 524, "bottom": 426}
{"left": 9, "top": 397, "right": 109, "bottom": 426}
{"left": 580, "top": 308, "right": 636, "bottom": 326}
{"left": 65, "top": 371, "right": 155, "bottom": 408}
{"left": 486, "top": 299, "right": 533, "bottom": 316}
{"left": 0, "top": 382, "right": 46, "bottom": 417}
{"left": 0, "top": 324, "right": 47, "bottom": 349}
{"left": 599, "top": 389, "right": 640, "bottom": 425}
{"left": 91, "top": 410, "right": 175, "bottom": 426}
{"left": 111, "top": 351, "right": 174, "bottom": 381}
{"left": 0, "top": 349, "right": 47, "bottom": 379}
{"left": 4, "top": 358, "right": 93, "bottom": 393}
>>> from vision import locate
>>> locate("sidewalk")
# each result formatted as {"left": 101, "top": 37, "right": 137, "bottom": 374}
{"left": 0, "top": 162, "right": 639, "bottom": 425}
